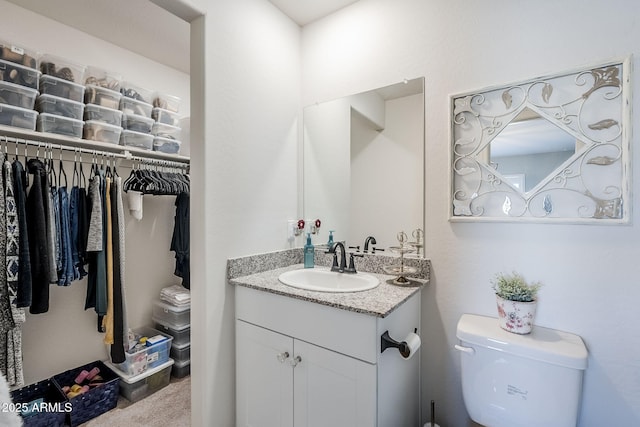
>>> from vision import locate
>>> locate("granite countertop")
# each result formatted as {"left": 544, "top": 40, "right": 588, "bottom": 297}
{"left": 230, "top": 263, "right": 425, "bottom": 318}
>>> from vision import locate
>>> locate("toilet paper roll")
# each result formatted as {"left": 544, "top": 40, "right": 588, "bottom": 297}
{"left": 401, "top": 332, "right": 421, "bottom": 359}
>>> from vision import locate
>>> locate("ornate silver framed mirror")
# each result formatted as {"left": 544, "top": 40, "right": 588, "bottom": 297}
{"left": 450, "top": 57, "right": 632, "bottom": 223}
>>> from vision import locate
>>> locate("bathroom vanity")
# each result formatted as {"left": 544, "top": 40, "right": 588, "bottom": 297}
{"left": 232, "top": 264, "right": 423, "bottom": 427}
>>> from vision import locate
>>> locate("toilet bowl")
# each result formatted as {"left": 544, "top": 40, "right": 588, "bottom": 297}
{"left": 455, "top": 314, "right": 588, "bottom": 427}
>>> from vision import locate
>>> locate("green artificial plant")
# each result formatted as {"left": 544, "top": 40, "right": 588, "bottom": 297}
{"left": 491, "top": 271, "right": 541, "bottom": 302}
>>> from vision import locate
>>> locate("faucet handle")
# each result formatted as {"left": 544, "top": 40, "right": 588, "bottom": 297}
{"left": 349, "top": 245, "right": 360, "bottom": 252}
{"left": 347, "top": 252, "right": 364, "bottom": 273}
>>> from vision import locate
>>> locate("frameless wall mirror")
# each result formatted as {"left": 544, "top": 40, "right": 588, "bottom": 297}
{"left": 450, "top": 58, "right": 631, "bottom": 223}
{"left": 303, "top": 77, "right": 425, "bottom": 255}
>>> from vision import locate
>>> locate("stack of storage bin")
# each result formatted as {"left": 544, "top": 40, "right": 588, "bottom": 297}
{"left": 0, "top": 39, "right": 40, "bottom": 130}
{"left": 151, "top": 92, "right": 182, "bottom": 154}
{"left": 36, "top": 54, "right": 86, "bottom": 138}
{"left": 119, "top": 81, "right": 155, "bottom": 150}
{"left": 83, "top": 66, "right": 123, "bottom": 144}
{"left": 105, "top": 326, "right": 175, "bottom": 402}
{"left": 153, "top": 285, "right": 191, "bottom": 378}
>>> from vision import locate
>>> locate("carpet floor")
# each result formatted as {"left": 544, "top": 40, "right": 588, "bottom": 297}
{"left": 82, "top": 376, "right": 191, "bottom": 426}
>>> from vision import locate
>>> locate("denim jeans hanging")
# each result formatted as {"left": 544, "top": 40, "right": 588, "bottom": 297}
{"left": 57, "top": 187, "right": 76, "bottom": 285}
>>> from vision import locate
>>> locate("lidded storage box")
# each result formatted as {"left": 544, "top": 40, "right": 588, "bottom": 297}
{"left": 37, "top": 113, "right": 83, "bottom": 138}
{"left": 111, "top": 326, "right": 173, "bottom": 376}
{"left": 85, "top": 84, "right": 121, "bottom": 110}
{"left": 0, "top": 59, "right": 40, "bottom": 90}
{"left": 39, "top": 54, "right": 85, "bottom": 84}
{"left": 120, "top": 81, "right": 153, "bottom": 104}
{"left": 84, "top": 104, "right": 122, "bottom": 126}
{"left": 106, "top": 359, "right": 173, "bottom": 403}
{"left": 84, "top": 120, "right": 122, "bottom": 145}
{"left": 84, "top": 66, "right": 121, "bottom": 91}
{"left": 40, "top": 74, "right": 85, "bottom": 102}
{"left": 36, "top": 94, "right": 84, "bottom": 120}
{"left": 152, "top": 92, "right": 181, "bottom": 113}
{"left": 0, "top": 81, "right": 38, "bottom": 109}
{"left": 152, "top": 107, "right": 180, "bottom": 126}
{"left": 0, "top": 38, "right": 38, "bottom": 69}
{"left": 152, "top": 300, "right": 190, "bottom": 330}
{"left": 154, "top": 321, "right": 190, "bottom": 347}
{"left": 120, "top": 129, "right": 153, "bottom": 150}
{"left": 122, "top": 113, "right": 154, "bottom": 133}
{"left": 0, "top": 104, "right": 38, "bottom": 130}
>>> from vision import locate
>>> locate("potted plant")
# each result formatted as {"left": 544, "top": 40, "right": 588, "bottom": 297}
{"left": 491, "top": 271, "right": 542, "bottom": 334}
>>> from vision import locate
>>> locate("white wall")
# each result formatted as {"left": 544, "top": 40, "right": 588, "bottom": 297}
{"left": 303, "top": 0, "right": 640, "bottom": 426}
{"left": 189, "top": 0, "right": 300, "bottom": 425}
{"left": 0, "top": 0, "right": 190, "bottom": 384}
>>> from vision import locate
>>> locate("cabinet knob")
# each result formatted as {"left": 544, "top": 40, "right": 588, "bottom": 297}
{"left": 276, "top": 351, "right": 290, "bottom": 363}
{"left": 289, "top": 355, "right": 302, "bottom": 367}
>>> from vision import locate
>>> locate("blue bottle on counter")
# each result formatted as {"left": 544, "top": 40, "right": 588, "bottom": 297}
{"left": 304, "top": 233, "right": 314, "bottom": 268}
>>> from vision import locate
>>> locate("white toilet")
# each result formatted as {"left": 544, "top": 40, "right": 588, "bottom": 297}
{"left": 455, "top": 314, "right": 588, "bottom": 427}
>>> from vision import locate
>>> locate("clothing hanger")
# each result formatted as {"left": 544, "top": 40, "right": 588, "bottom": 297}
{"left": 72, "top": 149, "right": 80, "bottom": 188}
{"left": 59, "top": 147, "right": 68, "bottom": 189}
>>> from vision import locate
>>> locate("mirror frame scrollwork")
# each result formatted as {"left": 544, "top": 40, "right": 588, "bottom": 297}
{"left": 449, "top": 57, "right": 632, "bottom": 224}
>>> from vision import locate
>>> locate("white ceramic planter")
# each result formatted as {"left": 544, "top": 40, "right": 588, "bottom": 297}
{"left": 496, "top": 295, "right": 537, "bottom": 334}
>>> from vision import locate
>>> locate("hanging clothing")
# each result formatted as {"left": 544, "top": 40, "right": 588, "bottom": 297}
{"left": 110, "top": 176, "right": 126, "bottom": 363}
{"left": 0, "top": 159, "right": 14, "bottom": 376}
{"left": 26, "top": 159, "right": 51, "bottom": 314}
{"left": 11, "top": 160, "right": 30, "bottom": 309}
{"left": 47, "top": 185, "right": 59, "bottom": 284}
{"left": 57, "top": 186, "right": 74, "bottom": 286}
{"left": 4, "top": 160, "right": 24, "bottom": 387}
{"left": 171, "top": 191, "right": 190, "bottom": 289}
{"left": 102, "top": 178, "right": 114, "bottom": 344}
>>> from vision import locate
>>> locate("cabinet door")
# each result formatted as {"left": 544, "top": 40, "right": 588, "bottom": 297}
{"left": 236, "top": 320, "right": 294, "bottom": 427}
{"left": 293, "top": 340, "right": 376, "bottom": 427}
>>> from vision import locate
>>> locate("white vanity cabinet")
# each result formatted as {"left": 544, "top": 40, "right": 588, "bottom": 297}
{"left": 235, "top": 285, "right": 421, "bottom": 427}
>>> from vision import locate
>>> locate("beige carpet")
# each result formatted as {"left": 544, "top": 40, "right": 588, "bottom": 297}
{"left": 82, "top": 376, "right": 191, "bottom": 426}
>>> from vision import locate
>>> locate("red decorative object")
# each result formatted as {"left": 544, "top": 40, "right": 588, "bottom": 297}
{"left": 315, "top": 219, "right": 321, "bottom": 229}
{"left": 297, "top": 219, "right": 305, "bottom": 230}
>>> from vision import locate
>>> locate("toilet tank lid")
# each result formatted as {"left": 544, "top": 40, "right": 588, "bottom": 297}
{"left": 456, "top": 314, "right": 588, "bottom": 370}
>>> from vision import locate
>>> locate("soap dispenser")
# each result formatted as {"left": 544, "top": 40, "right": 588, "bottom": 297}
{"left": 304, "top": 233, "right": 315, "bottom": 268}
{"left": 327, "top": 230, "right": 334, "bottom": 247}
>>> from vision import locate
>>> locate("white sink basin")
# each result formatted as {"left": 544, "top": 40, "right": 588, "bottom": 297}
{"left": 278, "top": 267, "right": 380, "bottom": 293}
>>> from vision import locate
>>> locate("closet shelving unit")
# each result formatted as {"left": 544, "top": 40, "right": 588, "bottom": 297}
{"left": 0, "top": 124, "right": 191, "bottom": 166}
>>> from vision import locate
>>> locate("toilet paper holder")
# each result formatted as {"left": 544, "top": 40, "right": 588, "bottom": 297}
{"left": 381, "top": 328, "right": 417, "bottom": 358}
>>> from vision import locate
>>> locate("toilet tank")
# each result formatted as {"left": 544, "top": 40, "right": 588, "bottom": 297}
{"left": 456, "top": 314, "right": 588, "bottom": 427}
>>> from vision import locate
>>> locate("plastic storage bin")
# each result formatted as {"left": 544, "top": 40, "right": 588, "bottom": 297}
{"left": 39, "top": 54, "right": 85, "bottom": 84}
{"left": 51, "top": 360, "right": 119, "bottom": 427}
{"left": 112, "top": 326, "right": 173, "bottom": 376}
{"left": 10, "top": 379, "right": 68, "bottom": 427}
{"left": 154, "top": 321, "right": 190, "bottom": 347}
{"left": 0, "top": 104, "right": 38, "bottom": 130}
{"left": 39, "top": 74, "right": 85, "bottom": 102}
{"left": 152, "top": 122, "right": 181, "bottom": 139}
{"left": 84, "top": 84, "right": 121, "bottom": 109}
{"left": 0, "top": 81, "right": 38, "bottom": 109}
{"left": 0, "top": 58, "right": 40, "bottom": 89}
{"left": 120, "top": 96, "right": 152, "bottom": 117}
{"left": 152, "top": 107, "right": 180, "bottom": 126}
{"left": 84, "top": 120, "right": 122, "bottom": 144}
{"left": 152, "top": 92, "right": 181, "bottom": 113}
{"left": 37, "top": 113, "right": 83, "bottom": 138}
{"left": 152, "top": 300, "right": 190, "bottom": 330}
{"left": 84, "top": 104, "right": 122, "bottom": 126}
{"left": 153, "top": 136, "right": 181, "bottom": 154}
{"left": 120, "top": 129, "right": 153, "bottom": 150}
{"left": 172, "top": 358, "right": 190, "bottom": 378}
{"left": 0, "top": 38, "right": 38, "bottom": 69}
{"left": 84, "top": 66, "right": 122, "bottom": 91}
{"left": 122, "top": 113, "right": 154, "bottom": 133}
{"left": 36, "top": 94, "right": 84, "bottom": 120}
{"left": 107, "top": 359, "right": 173, "bottom": 403}
{"left": 120, "top": 81, "right": 153, "bottom": 104}
{"left": 170, "top": 342, "right": 190, "bottom": 363}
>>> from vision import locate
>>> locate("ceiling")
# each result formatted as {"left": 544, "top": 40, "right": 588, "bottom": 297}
{"left": 6, "top": 0, "right": 360, "bottom": 75}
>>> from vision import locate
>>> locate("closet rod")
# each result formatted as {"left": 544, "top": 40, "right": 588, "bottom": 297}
{"left": 0, "top": 134, "right": 189, "bottom": 169}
